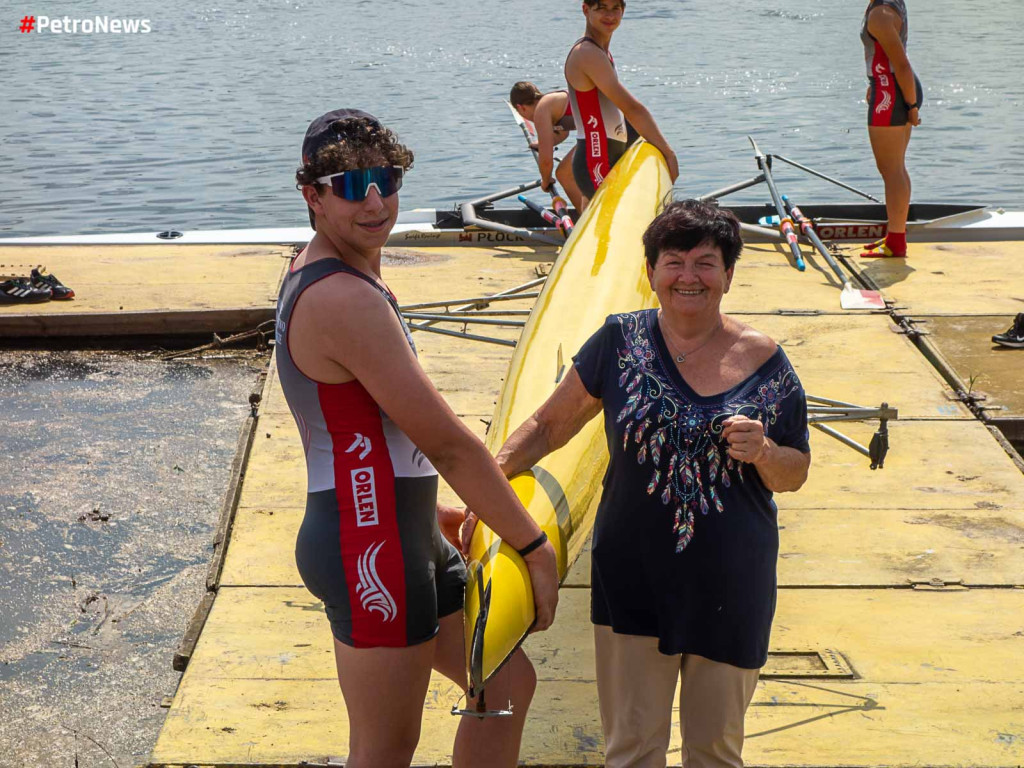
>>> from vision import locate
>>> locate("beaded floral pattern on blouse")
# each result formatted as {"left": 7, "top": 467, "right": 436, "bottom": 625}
{"left": 614, "top": 311, "right": 801, "bottom": 552}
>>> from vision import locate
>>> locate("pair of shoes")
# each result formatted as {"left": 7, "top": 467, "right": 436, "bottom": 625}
{"left": 31, "top": 268, "right": 75, "bottom": 299}
{"left": 992, "top": 314, "right": 1024, "bottom": 348}
{"left": 0, "top": 278, "right": 52, "bottom": 304}
{"left": 860, "top": 242, "right": 906, "bottom": 258}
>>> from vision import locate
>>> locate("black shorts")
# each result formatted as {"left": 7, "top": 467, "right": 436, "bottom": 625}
{"left": 573, "top": 136, "right": 629, "bottom": 199}
{"left": 868, "top": 73, "right": 923, "bottom": 127}
{"left": 295, "top": 481, "right": 467, "bottom": 648}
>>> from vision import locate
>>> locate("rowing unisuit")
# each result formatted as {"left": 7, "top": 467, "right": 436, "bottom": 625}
{"left": 862, "top": 0, "right": 922, "bottom": 127}
{"left": 275, "top": 255, "right": 466, "bottom": 648}
{"left": 566, "top": 36, "right": 629, "bottom": 197}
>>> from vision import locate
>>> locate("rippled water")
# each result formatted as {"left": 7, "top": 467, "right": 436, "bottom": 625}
{"left": 3, "top": 0, "right": 1022, "bottom": 236}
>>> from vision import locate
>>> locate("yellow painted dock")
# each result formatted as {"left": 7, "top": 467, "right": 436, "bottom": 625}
{"left": 137, "top": 236, "right": 1024, "bottom": 767}
{"left": 0, "top": 244, "right": 289, "bottom": 336}
{"left": 7, "top": 235, "right": 1019, "bottom": 766}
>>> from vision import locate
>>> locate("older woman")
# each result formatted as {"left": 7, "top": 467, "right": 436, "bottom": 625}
{"left": 473, "top": 200, "right": 811, "bottom": 768}
{"left": 861, "top": 0, "right": 921, "bottom": 258}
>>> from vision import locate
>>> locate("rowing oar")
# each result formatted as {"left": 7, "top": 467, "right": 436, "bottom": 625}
{"left": 781, "top": 195, "right": 885, "bottom": 310}
{"left": 748, "top": 136, "right": 805, "bottom": 271}
{"left": 506, "top": 101, "right": 574, "bottom": 236}
{"left": 771, "top": 154, "right": 881, "bottom": 203}
{"left": 517, "top": 194, "right": 562, "bottom": 229}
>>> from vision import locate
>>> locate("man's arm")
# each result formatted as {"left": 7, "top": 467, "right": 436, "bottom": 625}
{"left": 581, "top": 47, "right": 679, "bottom": 180}
{"left": 534, "top": 100, "right": 558, "bottom": 190}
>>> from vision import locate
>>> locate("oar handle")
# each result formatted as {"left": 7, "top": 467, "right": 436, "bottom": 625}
{"left": 782, "top": 195, "right": 847, "bottom": 284}
{"left": 749, "top": 137, "right": 804, "bottom": 271}
{"left": 517, "top": 194, "right": 560, "bottom": 228}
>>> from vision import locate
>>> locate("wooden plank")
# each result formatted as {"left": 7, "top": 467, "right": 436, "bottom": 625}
{"left": 0, "top": 307, "right": 276, "bottom": 337}
{"left": 843, "top": 239, "right": 1024, "bottom": 316}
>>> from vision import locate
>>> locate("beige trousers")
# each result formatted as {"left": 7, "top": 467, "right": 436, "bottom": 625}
{"left": 594, "top": 625, "right": 760, "bottom": 768}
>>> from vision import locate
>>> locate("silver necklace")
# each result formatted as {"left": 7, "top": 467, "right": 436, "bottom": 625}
{"left": 665, "top": 319, "right": 722, "bottom": 364}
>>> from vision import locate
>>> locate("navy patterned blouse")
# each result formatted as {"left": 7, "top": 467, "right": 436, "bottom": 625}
{"left": 573, "top": 309, "right": 810, "bottom": 668}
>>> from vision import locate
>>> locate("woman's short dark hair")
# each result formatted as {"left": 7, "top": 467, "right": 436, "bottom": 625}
{"left": 642, "top": 199, "right": 743, "bottom": 270}
{"left": 295, "top": 117, "right": 414, "bottom": 188}
{"left": 584, "top": 0, "right": 626, "bottom": 7}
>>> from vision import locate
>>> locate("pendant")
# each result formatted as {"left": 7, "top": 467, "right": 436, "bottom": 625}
{"left": 675, "top": 354, "right": 686, "bottom": 364}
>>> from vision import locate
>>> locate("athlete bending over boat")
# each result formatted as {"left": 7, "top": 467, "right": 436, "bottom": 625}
{"left": 279, "top": 110, "right": 558, "bottom": 768}
{"left": 509, "top": 81, "right": 585, "bottom": 212}
{"left": 565, "top": 0, "right": 678, "bottom": 210}
{"left": 861, "top": 0, "right": 921, "bottom": 258}
{"left": 466, "top": 200, "right": 810, "bottom": 768}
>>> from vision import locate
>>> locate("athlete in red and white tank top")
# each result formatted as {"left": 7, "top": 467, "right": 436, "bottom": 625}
{"left": 860, "top": 0, "right": 921, "bottom": 259}
{"left": 564, "top": 0, "right": 678, "bottom": 210}
{"left": 566, "top": 36, "right": 629, "bottom": 192}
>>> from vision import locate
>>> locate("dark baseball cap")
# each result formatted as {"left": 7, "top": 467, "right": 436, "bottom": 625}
{"left": 300, "top": 109, "right": 382, "bottom": 231}
{"left": 301, "top": 108, "right": 381, "bottom": 166}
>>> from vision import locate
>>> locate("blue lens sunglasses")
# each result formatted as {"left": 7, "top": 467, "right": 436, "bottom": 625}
{"left": 315, "top": 166, "right": 404, "bottom": 202}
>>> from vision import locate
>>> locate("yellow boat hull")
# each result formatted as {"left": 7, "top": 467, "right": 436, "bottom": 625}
{"left": 464, "top": 140, "right": 672, "bottom": 694}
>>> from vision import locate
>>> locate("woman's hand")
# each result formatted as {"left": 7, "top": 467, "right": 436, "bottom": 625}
{"left": 908, "top": 106, "right": 921, "bottom": 127}
{"left": 721, "top": 414, "right": 769, "bottom": 464}
{"left": 437, "top": 504, "right": 466, "bottom": 550}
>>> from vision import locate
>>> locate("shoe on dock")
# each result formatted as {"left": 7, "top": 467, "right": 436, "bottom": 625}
{"left": 992, "top": 313, "right": 1024, "bottom": 348}
{"left": 31, "top": 267, "right": 75, "bottom": 300}
{"left": 860, "top": 242, "right": 906, "bottom": 258}
{"left": 0, "top": 278, "right": 52, "bottom": 304}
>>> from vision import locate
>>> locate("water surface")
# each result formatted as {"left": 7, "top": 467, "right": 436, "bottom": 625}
{"left": 2, "top": 0, "right": 1022, "bottom": 236}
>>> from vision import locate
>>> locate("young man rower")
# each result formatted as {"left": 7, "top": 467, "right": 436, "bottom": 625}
{"left": 509, "top": 81, "right": 585, "bottom": 212}
{"left": 565, "top": 0, "right": 678, "bottom": 211}
{"left": 281, "top": 109, "right": 559, "bottom": 767}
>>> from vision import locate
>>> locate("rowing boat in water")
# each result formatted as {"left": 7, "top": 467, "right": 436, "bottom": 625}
{"left": 2, "top": 204, "right": 1021, "bottom": 249}
{"left": 461, "top": 139, "right": 672, "bottom": 697}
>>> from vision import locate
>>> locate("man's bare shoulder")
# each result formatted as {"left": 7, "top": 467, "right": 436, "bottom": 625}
{"left": 299, "top": 269, "right": 391, "bottom": 325}
{"left": 867, "top": 4, "right": 902, "bottom": 33}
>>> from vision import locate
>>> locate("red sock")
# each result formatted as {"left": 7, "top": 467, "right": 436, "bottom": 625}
{"left": 885, "top": 231, "right": 907, "bottom": 255}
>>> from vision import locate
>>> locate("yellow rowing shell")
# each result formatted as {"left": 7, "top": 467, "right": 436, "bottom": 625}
{"left": 464, "top": 140, "right": 672, "bottom": 695}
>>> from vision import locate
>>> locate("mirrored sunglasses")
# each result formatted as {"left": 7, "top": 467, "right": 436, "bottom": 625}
{"left": 315, "top": 166, "right": 404, "bottom": 202}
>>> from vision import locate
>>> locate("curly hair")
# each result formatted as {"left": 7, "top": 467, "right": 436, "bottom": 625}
{"left": 295, "top": 117, "right": 414, "bottom": 188}
{"left": 642, "top": 199, "right": 743, "bottom": 270}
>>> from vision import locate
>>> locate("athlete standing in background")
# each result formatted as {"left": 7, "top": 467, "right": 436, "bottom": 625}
{"left": 861, "top": 0, "right": 922, "bottom": 258}
{"left": 565, "top": 0, "right": 678, "bottom": 211}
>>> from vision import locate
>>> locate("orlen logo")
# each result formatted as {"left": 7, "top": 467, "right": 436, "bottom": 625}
{"left": 351, "top": 468, "right": 378, "bottom": 527}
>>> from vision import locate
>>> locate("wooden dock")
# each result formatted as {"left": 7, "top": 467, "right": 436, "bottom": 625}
{"left": 5, "top": 236, "right": 1022, "bottom": 766}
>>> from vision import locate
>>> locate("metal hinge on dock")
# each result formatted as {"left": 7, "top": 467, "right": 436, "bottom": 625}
{"left": 909, "top": 577, "right": 968, "bottom": 591}
{"left": 760, "top": 649, "right": 855, "bottom": 680}
{"left": 889, "top": 317, "right": 930, "bottom": 338}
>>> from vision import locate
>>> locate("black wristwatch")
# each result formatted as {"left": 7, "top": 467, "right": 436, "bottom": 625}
{"left": 907, "top": 100, "right": 921, "bottom": 111}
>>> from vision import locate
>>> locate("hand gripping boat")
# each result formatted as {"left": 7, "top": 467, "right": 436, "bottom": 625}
{"left": 462, "top": 140, "right": 672, "bottom": 700}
